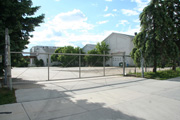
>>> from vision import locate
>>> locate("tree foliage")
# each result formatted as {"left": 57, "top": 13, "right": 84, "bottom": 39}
{"left": 34, "top": 58, "right": 44, "bottom": 67}
{"left": 84, "top": 49, "right": 100, "bottom": 66}
{"left": 84, "top": 41, "right": 110, "bottom": 66}
{"left": 0, "top": 0, "right": 44, "bottom": 75}
{"left": 12, "top": 55, "right": 30, "bottom": 67}
{"left": 52, "top": 42, "right": 110, "bottom": 67}
{"left": 96, "top": 41, "right": 110, "bottom": 54}
{"left": 131, "top": 0, "right": 180, "bottom": 72}
{"left": 51, "top": 46, "right": 83, "bottom": 67}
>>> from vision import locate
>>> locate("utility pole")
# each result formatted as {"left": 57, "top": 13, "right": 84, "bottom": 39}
{"left": 5, "top": 28, "right": 12, "bottom": 90}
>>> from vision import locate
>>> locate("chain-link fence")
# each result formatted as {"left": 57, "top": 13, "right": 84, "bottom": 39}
{"left": 10, "top": 52, "right": 173, "bottom": 83}
{"left": 11, "top": 52, "right": 125, "bottom": 82}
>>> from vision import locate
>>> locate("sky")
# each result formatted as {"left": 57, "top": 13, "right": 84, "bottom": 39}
{"left": 26, "top": 0, "right": 151, "bottom": 51}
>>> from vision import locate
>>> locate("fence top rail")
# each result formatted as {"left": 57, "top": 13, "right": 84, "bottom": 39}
{"left": 10, "top": 51, "right": 131, "bottom": 57}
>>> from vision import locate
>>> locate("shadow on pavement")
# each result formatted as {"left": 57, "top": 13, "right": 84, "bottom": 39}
{"left": 16, "top": 88, "right": 145, "bottom": 120}
{"left": 12, "top": 78, "right": 146, "bottom": 120}
{"left": 12, "top": 78, "right": 46, "bottom": 89}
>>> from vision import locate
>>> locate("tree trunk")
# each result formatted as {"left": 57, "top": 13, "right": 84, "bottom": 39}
{"left": 153, "top": 59, "right": 157, "bottom": 72}
{"left": 153, "top": 37, "right": 157, "bottom": 73}
{"left": 172, "top": 59, "right": 176, "bottom": 71}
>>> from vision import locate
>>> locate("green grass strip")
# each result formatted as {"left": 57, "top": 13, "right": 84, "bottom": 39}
{"left": 0, "top": 88, "right": 16, "bottom": 105}
{"left": 129, "top": 68, "right": 180, "bottom": 80}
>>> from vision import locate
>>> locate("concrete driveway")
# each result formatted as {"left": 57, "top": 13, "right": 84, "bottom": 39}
{"left": 0, "top": 76, "right": 180, "bottom": 120}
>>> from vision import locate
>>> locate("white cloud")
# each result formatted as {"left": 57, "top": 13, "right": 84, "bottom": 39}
{"left": 131, "top": 0, "right": 150, "bottom": 12}
{"left": 104, "top": 13, "right": 115, "bottom": 17}
{"left": 116, "top": 20, "right": 129, "bottom": 27}
{"left": 97, "top": 20, "right": 109, "bottom": 24}
{"left": 112, "top": 9, "right": 117, "bottom": 12}
{"left": 105, "top": 0, "right": 112, "bottom": 2}
{"left": 55, "top": 0, "right": 60, "bottom": 1}
{"left": 47, "top": 9, "right": 94, "bottom": 31}
{"left": 121, "top": 9, "right": 139, "bottom": 16}
{"left": 29, "top": 9, "right": 96, "bottom": 46}
{"left": 29, "top": 9, "right": 119, "bottom": 48}
{"left": 104, "top": 6, "right": 108, "bottom": 12}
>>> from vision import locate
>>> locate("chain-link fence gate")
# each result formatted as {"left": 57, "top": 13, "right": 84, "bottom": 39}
{"left": 11, "top": 52, "right": 129, "bottom": 83}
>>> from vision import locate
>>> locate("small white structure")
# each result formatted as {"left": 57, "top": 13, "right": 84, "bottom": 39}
{"left": 82, "top": 44, "right": 96, "bottom": 53}
{"left": 103, "top": 32, "right": 134, "bottom": 66}
{"left": 29, "top": 46, "right": 60, "bottom": 66}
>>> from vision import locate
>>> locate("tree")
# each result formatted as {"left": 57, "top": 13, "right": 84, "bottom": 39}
{"left": 84, "top": 49, "right": 100, "bottom": 66}
{"left": 0, "top": 0, "right": 44, "bottom": 76}
{"left": 164, "top": 0, "right": 180, "bottom": 70}
{"left": 12, "top": 55, "right": 30, "bottom": 67}
{"left": 131, "top": 0, "right": 179, "bottom": 72}
{"left": 51, "top": 46, "right": 83, "bottom": 67}
{"left": 84, "top": 41, "right": 110, "bottom": 66}
{"left": 96, "top": 41, "right": 110, "bottom": 55}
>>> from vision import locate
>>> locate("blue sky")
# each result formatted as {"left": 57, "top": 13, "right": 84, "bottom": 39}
{"left": 27, "top": 0, "right": 150, "bottom": 51}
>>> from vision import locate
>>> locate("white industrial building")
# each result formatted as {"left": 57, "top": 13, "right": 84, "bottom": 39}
{"left": 29, "top": 46, "right": 60, "bottom": 66}
{"left": 103, "top": 32, "right": 134, "bottom": 66}
{"left": 82, "top": 32, "right": 134, "bottom": 66}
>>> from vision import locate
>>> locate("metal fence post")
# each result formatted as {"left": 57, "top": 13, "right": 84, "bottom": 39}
{"left": 79, "top": 50, "right": 81, "bottom": 78}
{"left": 123, "top": 52, "right": 125, "bottom": 76}
{"left": 103, "top": 51, "right": 105, "bottom": 76}
{"left": 48, "top": 54, "right": 50, "bottom": 81}
{"left": 140, "top": 49, "right": 144, "bottom": 78}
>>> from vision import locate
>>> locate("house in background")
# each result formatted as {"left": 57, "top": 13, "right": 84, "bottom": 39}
{"left": 103, "top": 32, "right": 134, "bottom": 66}
{"left": 82, "top": 44, "right": 96, "bottom": 53}
{"left": 29, "top": 46, "right": 60, "bottom": 66}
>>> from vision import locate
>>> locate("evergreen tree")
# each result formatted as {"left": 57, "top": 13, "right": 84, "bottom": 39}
{"left": 164, "top": 0, "right": 180, "bottom": 70}
{"left": 0, "top": 0, "right": 44, "bottom": 76}
{"left": 131, "top": 0, "right": 179, "bottom": 72}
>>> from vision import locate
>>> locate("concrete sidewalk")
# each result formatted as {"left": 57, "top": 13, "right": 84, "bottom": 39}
{"left": 0, "top": 76, "right": 180, "bottom": 120}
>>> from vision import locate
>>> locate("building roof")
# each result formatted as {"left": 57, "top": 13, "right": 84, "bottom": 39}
{"left": 103, "top": 32, "right": 134, "bottom": 42}
{"left": 82, "top": 44, "right": 96, "bottom": 49}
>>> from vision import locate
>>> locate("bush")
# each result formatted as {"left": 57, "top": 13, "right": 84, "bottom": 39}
{"left": 35, "top": 58, "right": 44, "bottom": 67}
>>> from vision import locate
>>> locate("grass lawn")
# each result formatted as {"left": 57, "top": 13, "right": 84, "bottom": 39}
{"left": 128, "top": 68, "right": 180, "bottom": 80}
{"left": 0, "top": 87, "right": 16, "bottom": 105}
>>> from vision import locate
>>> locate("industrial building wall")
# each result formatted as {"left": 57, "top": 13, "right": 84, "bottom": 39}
{"left": 104, "top": 33, "right": 135, "bottom": 66}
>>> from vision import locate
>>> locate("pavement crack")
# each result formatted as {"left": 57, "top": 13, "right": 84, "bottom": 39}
{"left": 21, "top": 103, "right": 31, "bottom": 120}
